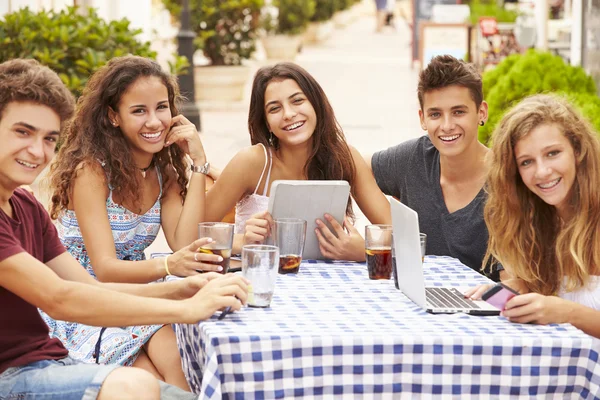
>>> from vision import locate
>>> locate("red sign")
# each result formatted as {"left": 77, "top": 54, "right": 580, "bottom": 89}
{"left": 479, "top": 17, "right": 498, "bottom": 37}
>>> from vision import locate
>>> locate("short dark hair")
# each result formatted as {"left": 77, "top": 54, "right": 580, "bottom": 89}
{"left": 0, "top": 59, "right": 75, "bottom": 126}
{"left": 417, "top": 55, "right": 483, "bottom": 110}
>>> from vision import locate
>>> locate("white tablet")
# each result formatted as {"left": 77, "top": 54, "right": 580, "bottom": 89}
{"left": 267, "top": 180, "right": 351, "bottom": 260}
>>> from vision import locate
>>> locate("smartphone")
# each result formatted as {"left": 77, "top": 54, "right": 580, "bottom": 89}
{"left": 229, "top": 254, "right": 242, "bottom": 273}
{"left": 481, "top": 283, "right": 520, "bottom": 311}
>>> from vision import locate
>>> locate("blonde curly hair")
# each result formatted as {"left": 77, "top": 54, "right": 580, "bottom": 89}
{"left": 484, "top": 94, "right": 600, "bottom": 295}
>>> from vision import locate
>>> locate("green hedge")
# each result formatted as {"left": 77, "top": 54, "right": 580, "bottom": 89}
{"left": 162, "top": 0, "right": 263, "bottom": 66}
{"left": 334, "top": 0, "right": 352, "bottom": 12}
{"left": 467, "top": 0, "right": 519, "bottom": 25}
{"left": 311, "top": 0, "right": 336, "bottom": 22}
{"left": 481, "top": 50, "right": 600, "bottom": 144}
{"left": 269, "top": 0, "right": 316, "bottom": 35}
{"left": 0, "top": 6, "right": 183, "bottom": 98}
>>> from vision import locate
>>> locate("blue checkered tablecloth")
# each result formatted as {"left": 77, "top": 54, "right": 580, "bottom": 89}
{"left": 172, "top": 256, "right": 600, "bottom": 399}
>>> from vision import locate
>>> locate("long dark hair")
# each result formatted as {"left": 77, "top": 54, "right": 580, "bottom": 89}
{"left": 248, "top": 62, "right": 356, "bottom": 215}
{"left": 50, "top": 55, "right": 187, "bottom": 218}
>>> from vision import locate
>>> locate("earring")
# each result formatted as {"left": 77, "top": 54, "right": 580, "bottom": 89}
{"left": 479, "top": 121, "right": 485, "bottom": 127}
{"left": 268, "top": 131, "right": 274, "bottom": 146}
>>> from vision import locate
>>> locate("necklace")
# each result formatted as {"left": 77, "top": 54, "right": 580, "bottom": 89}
{"left": 139, "top": 159, "right": 154, "bottom": 178}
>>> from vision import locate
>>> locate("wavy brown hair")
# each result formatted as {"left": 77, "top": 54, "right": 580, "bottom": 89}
{"left": 248, "top": 62, "right": 356, "bottom": 215}
{"left": 484, "top": 94, "right": 600, "bottom": 295}
{"left": 0, "top": 58, "right": 75, "bottom": 127}
{"left": 49, "top": 56, "right": 188, "bottom": 219}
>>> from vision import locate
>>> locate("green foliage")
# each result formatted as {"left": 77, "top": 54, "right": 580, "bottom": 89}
{"left": 334, "top": 0, "right": 352, "bottom": 12}
{"left": 481, "top": 50, "right": 600, "bottom": 144}
{"left": 266, "top": 0, "right": 316, "bottom": 35}
{"left": 167, "top": 54, "right": 191, "bottom": 77}
{"left": 467, "top": 0, "right": 519, "bottom": 25}
{"left": 311, "top": 0, "right": 336, "bottom": 22}
{"left": 162, "top": 0, "right": 263, "bottom": 66}
{"left": 0, "top": 6, "right": 185, "bottom": 98}
{"left": 568, "top": 92, "right": 600, "bottom": 133}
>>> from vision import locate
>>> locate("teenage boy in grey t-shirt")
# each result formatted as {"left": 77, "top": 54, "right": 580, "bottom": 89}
{"left": 367, "top": 55, "right": 495, "bottom": 278}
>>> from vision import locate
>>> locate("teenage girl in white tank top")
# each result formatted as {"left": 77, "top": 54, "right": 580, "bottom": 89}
{"left": 234, "top": 144, "right": 273, "bottom": 234}
{"left": 205, "top": 63, "right": 391, "bottom": 261}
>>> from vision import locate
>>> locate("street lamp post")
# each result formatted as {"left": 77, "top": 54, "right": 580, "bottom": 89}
{"left": 177, "top": 0, "right": 201, "bottom": 130}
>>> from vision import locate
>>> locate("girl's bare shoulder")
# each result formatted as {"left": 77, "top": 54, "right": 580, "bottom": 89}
{"left": 227, "top": 144, "right": 270, "bottom": 173}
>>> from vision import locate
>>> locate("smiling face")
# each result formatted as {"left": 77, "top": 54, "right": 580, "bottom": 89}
{"left": 514, "top": 123, "right": 577, "bottom": 217}
{"left": 0, "top": 101, "right": 60, "bottom": 190}
{"left": 419, "top": 85, "right": 486, "bottom": 158}
{"left": 109, "top": 76, "right": 171, "bottom": 165}
{"left": 264, "top": 78, "right": 317, "bottom": 149}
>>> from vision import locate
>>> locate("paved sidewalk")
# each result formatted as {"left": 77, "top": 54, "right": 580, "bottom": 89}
{"left": 199, "top": 11, "right": 423, "bottom": 170}
{"left": 146, "top": 10, "right": 425, "bottom": 255}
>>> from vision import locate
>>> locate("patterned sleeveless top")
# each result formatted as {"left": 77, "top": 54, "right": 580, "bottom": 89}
{"left": 235, "top": 143, "right": 273, "bottom": 234}
{"left": 55, "top": 161, "right": 163, "bottom": 278}
{"left": 42, "top": 161, "right": 164, "bottom": 366}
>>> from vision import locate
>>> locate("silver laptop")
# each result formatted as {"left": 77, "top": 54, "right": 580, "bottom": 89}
{"left": 390, "top": 198, "right": 499, "bottom": 315}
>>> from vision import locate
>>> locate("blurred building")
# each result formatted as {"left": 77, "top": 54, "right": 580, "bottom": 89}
{"left": 583, "top": 0, "right": 600, "bottom": 94}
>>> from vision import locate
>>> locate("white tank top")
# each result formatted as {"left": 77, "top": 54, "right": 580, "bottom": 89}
{"left": 558, "top": 276, "right": 600, "bottom": 311}
{"left": 234, "top": 144, "right": 273, "bottom": 234}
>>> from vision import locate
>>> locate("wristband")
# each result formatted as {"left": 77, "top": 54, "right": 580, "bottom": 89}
{"left": 164, "top": 255, "right": 172, "bottom": 276}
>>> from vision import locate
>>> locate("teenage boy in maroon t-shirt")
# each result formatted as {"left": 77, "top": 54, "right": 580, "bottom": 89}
{"left": 0, "top": 59, "right": 248, "bottom": 400}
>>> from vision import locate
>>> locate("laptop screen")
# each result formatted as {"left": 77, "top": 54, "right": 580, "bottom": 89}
{"left": 390, "top": 198, "right": 427, "bottom": 307}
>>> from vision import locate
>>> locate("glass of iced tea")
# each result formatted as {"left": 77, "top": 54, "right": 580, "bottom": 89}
{"left": 365, "top": 224, "right": 393, "bottom": 280}
{"left": 272, "top": 218, "right": 307, "bottom": 274}
{"left": 242, "top": 245, "right": 279, "bottom": 307}
{"left": 197, "top": 222, "right": 234, "bottom": 274}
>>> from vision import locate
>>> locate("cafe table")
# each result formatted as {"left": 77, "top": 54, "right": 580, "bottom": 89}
{"left": 170, "top": 256, "right": 600, "bottom": 399}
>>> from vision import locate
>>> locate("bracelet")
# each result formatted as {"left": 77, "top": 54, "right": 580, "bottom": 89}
{"left": 163, "top": 255, "right": 172, "bottom": 276}
{"left": 191, "top": 161, "right": 210, "bottom": 175}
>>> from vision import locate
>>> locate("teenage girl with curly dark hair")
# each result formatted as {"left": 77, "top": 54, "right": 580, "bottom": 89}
{"left": 44, "top": 55, "right": 219, "bottom": 389}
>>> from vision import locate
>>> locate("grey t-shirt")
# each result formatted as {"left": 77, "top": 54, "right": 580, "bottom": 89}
{"left": 372, "top": 135, "right": 488, "bottom": 274}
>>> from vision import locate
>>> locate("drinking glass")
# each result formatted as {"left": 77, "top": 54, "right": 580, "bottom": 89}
{"left": 420, "top": 233, "right": 427, "bottom": 263}
{"left": 242, "top": 245, "right": 279, "bottom": 307}
{"left": 365, "top": 224, "right": 393, "bottom": 280}
{"left": 198, "top": 222, "right": 234, "bottom": 274}
{"left": 272, "top": 218, "right": 307, "bottom": 274}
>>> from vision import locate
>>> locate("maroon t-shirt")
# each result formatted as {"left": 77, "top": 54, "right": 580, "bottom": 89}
{"left": 0, "top": 189, "right": 68, "bottom": 374}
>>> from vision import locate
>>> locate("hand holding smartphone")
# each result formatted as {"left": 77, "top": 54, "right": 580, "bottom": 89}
{"left": 481, "top": 283, "right": 520, "bottom": 311}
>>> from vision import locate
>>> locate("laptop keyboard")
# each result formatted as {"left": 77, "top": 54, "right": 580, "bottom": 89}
{"left": 425, "top": 287, "right": 480, "bottom": 310}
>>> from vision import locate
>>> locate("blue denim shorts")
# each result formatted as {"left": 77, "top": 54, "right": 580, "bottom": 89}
{"left": 0, "top": 355, "right": 118, "bottom": 400}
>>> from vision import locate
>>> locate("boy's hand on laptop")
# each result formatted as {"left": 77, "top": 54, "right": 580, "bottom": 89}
{"left": 463, "top": 284, "right": 494, "bottom": 300}
{"left": 244, "top": 211, "right": 273, "bottom": 245}
{"left": 315, "top": 215, "right": 366, "bottom": 262}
